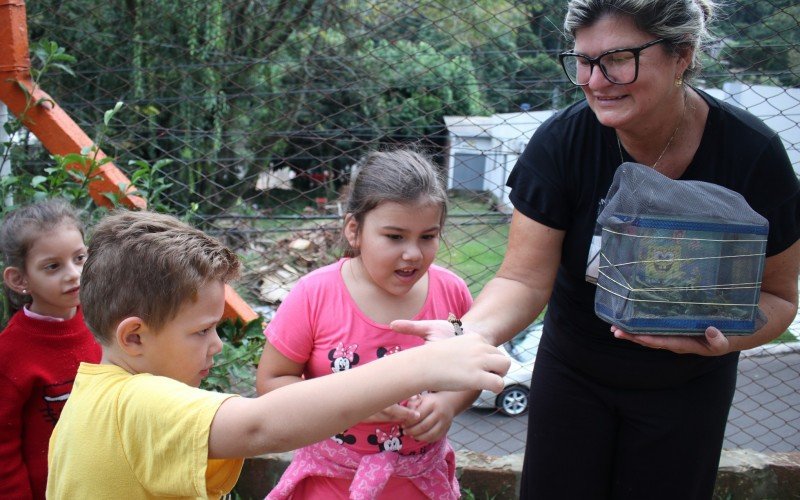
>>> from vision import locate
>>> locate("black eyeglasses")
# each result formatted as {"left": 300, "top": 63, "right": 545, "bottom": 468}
{"left": 559, "top": 39, "right": 666, "bottom": 86}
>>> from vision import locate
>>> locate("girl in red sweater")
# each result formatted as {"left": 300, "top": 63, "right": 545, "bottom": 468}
{"left": 0, "top": 199, "right": 101, "bottom": 499}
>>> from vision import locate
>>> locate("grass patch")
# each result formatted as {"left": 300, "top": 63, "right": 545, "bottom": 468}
{"left": 439, "top": 220, "right": 509, "bottom": 296}
{"left": 435, "top": 192, "right": 511, "bottom": 295}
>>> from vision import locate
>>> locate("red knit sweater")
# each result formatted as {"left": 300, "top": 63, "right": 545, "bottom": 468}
{"left": 0, "top": 308, "right": 101, "bottom": 500}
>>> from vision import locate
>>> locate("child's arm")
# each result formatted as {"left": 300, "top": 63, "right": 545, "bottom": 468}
{"left": 255, "top": 341, "right": 304, "bottom": 394}
{"left": 208, "top": 334, "right": 509, "bottom": 458}
{"left": 256, "top": 341, "right": 421, "bottom": 423}
{"left": 0, "top": 375, "right": 33, "bottom": 497}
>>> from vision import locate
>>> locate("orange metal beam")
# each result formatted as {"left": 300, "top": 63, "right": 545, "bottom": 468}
{"left": 0, "top": 0, "right": 258, "bottom": 323}
{"left": 223, "top": 284, "right": 260, "bottom": 324}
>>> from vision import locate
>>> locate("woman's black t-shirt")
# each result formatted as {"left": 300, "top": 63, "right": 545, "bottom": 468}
{"left": 507, "top": 89, "right": 800, "bottom": 389}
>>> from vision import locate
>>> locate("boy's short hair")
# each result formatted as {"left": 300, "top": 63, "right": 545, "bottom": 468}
{"left": 81, "top": 210, "right": 240, "bottom": 345}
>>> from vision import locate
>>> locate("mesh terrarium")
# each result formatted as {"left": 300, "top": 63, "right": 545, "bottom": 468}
{"left": 594, "top": 163, "right": 768, "bottom": 335}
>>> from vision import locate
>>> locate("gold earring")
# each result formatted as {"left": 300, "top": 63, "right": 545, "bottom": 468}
{"left": 675, "top": 75, "right": 683, "bottom": 87}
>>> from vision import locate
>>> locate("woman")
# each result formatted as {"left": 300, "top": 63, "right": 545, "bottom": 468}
{"left": 393, "top": 1, "right": 800, "bottom": 498}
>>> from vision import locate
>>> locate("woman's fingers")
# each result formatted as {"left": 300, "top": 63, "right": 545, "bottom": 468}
{"left": 391, "top": 319, "right": 455, "bottom": 341}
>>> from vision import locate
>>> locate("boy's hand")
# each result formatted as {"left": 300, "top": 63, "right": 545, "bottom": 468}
{"left": 419, "top": 335, "right": 509, "bottom": 394}
{"left": 402, "top": 393, "right": 455, "bottom": 443}
{"left": 361, "top": 403, "right": 420, "bottom": 423}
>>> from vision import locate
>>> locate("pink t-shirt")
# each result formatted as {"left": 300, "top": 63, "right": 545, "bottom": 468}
{"left": 266, "top": 258, "right": 472, "bottom": 456}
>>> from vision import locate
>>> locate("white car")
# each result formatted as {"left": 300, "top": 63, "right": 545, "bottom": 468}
{"left": 472, "top": 322, "right": 543, "bottom": 416}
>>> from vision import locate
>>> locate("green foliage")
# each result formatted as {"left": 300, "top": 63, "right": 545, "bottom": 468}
{"left": 30, "top": 39, "right": 77, "bottom": 80}
{"left": 2, "top": 92, "right": 172, "bottom": 221}
{"left": 3, "top": 36, "right": 179, "bottom": 220}
{"left": 2, "top": 39, "right": 75, "bottom": 162}
{"left": 20, "top": 0, "right": 800, "bottom": 219}
{"left": 516, "top": 52, "right": 565, "bottom": 110}
{"left": 367, "top": 38, "right": 490, "bottom": 133}
{"left": 711, "top": 3, "right": 800, "bottom": 86}
{"left": 1, "top": 41, "right": 92, "bottom": 212}
{"left": 125, "top": 158, "right": 175, "bottom": 214}
{"left": 0, "top": 45, "right": 146, "bottom": 325}
{"left": 201, "top": 317, "right": 265, "bottom": 395}
{"left": 361, "top": 0, "right": 532, "bottom": 113}
{"left": 22, "top": 1, "right": 576, "bottom": 214}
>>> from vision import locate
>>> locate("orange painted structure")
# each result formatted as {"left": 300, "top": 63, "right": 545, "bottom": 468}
{"left": 0, "top": 0, "right": 258, "bottom": 323}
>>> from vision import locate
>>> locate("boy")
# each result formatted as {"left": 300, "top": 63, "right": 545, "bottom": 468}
{"left": 46, "top": 210, "right": 509, "bottom": 498}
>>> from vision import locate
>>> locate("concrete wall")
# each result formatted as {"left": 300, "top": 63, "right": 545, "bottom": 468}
{"left": 233, "top": 449, "right": 800, "bottom": 499}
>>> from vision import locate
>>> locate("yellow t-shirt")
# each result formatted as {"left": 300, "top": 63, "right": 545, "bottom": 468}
{"left": 47, "top": 363, "right": 243, "bottom": 499}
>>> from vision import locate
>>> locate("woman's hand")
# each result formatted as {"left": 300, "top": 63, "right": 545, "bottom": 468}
{"left": 402, "top": 393, "right": 456, "bottom": 443}
{"left": 611, "top": 325, "right": 731, "bottom": 356}
{"left": 390, "top": 319, "right": 457, "bottom": 342}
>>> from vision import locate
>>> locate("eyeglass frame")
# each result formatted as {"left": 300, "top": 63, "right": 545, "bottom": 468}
{"left": 558, "top": 38, "right": 667, "bottom": 86}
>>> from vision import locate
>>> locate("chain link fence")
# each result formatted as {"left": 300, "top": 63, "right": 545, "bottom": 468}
{"left": 7, "top": 0, "right": 799, "bottom": 456}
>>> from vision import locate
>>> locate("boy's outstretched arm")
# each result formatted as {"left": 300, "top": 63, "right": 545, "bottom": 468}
{"left": 208, "top": 334, "right": 509, "bottom": 458}
{"left": 256, "top": 340, "right": 422, "bottom": 423}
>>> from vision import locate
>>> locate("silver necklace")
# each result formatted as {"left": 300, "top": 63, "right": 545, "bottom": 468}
{"left": 616, "top": 102, "right": 686, "bottom": 169}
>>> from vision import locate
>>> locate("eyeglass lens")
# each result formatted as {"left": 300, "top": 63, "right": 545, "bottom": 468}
{"left": 561, "top": 51, "right": 638, "bottom": 85}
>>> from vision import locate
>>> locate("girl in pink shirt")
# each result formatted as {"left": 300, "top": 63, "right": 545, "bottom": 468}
{"left": 257, "top": 149, "right": 474, "bottom": 499}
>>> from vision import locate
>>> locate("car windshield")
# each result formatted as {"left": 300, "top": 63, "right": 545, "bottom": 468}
{"left": 505, "top": 323, "right": 542, "bottom": 363}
